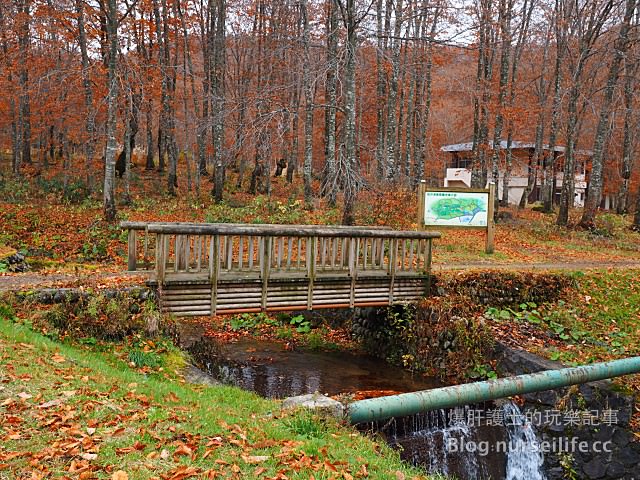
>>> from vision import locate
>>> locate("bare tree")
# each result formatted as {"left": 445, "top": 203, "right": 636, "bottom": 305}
{"left": 385, "top": 0, "right": 403, "bottom": 180}
{"left": 617, "top": 55, "right": 638, "bottom": 213}
{"left": 580, "top": 0, "right": 638, "bottom": 228}
{"left": 102, "top": 0, "right": 119, "bottom": 221}
{"left": 76, "top": 0, "right": 96, "bottom": 188}
{"left": 211, "top": 0, "right": 226, "bottom": 202}
{"left": 471, "top": 0, "right": 496, "bottom": 188}
{"left": 301, "top": 0, "right": 314, "bottom": 207}
{"left": 557, "top": 0, "right": 614, "bottom": 226}
{"left": 323, "top": 0, "right": 339, "bottom": 206}
{"left": 489, "top": 0, "right": 514, "bottom": 212}
{"left": 334, "top": 0, "right": 373, "bottom": 225}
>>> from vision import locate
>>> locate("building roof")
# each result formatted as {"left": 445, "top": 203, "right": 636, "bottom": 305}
{"left": 440, "top": 140, "right": 592, "bottom": 156}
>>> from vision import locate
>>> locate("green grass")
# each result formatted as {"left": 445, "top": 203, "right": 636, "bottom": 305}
{"left": 528, "top": 270, "right": 640, "bottom": 364}
{"left": 0, "top": 313, "right": 440, "bottom": 479}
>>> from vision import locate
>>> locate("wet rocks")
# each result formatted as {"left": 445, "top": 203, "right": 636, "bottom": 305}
{"left": 1, "top": 252, "right": 29, "bottom": 272}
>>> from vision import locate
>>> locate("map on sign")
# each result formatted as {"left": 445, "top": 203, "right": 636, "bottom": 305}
{"left": 423, "top": 191, "right": 489, "bottom": 227}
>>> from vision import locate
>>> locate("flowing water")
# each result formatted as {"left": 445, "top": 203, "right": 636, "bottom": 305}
{"left": 185, "top": 333, "right": 546, "bottom": 479}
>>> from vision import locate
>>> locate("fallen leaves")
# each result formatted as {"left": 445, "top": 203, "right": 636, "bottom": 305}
{"left": 51, "top": 354, "right": 66, "bottom": 363}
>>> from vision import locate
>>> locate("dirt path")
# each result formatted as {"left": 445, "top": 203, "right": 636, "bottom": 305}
{"left": 2, "top": 261, "right": 639, "bottom": 293}
{"left": 433, "top": 261, "right": 640, "bottom": 271}
{"left": 0, "top": 271, "right": 151, "bottom": 292}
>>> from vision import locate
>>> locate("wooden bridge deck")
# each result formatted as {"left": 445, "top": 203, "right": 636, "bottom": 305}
{"left": 122, "top": 222, "right": 440, "bottom": 316}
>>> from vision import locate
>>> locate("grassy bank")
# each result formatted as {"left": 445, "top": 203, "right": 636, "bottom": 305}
{"left": 0, "top": 310, "right": 436, "bottom": 479}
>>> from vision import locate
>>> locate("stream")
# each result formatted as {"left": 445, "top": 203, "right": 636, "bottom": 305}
{"left": 183, "top": 332, "right": 546, "bottom": 480}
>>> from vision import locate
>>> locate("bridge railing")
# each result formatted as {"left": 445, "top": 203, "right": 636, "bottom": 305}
{"left": 121, "top": 222, "right": 440, "bottom": 313}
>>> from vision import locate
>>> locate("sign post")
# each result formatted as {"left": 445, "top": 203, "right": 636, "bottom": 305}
{"left": 417, "top": 182, "right": 496, "bottom": 254}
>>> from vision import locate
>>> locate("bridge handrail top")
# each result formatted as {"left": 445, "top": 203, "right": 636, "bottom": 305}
{"left": 141, "top": 223, "right": 441, "bottom": 239}
{"left": 119, "top": 221, "right": 393, "bottom": 231}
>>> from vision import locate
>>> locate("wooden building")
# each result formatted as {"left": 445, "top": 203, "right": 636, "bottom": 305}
{"left": 440, "top": 141, "right": 592, "bottom": 207}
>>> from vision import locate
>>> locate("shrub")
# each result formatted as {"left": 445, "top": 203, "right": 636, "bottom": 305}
{"left": 437, "top": 271, "right": 573, "bottom": 306}
{"left": 413, "top": 297, "right": 495, "bottom": 381}
{"left": 41, "top": 292, "right": 161, "bottom": 341}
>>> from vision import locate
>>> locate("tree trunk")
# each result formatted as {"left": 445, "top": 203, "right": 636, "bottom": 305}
{"left": 17, "top": 0, "right": 31, "bottom": 166}
{"left": 287, "top": 84, "right": 300, "bottom": 184}
{"left": 384, "top": 0, "right": 403, "bottom": 180}
{"left": 490, "top": 0, "right": 512, "bottom": 213}
{"left": 301, "top": 0, "right": 314, "bottom": 208}
{"left": 76, "top": 0, "right": 96, "bottom": 188}
{"left": 412, "top": 4, "right": 440, "bottom": 189}
{"left": 211, "top": 0, "right": 226, "bottom": 202}
{"left": 579, "top": 0, "right": 636, "bottom": 229}
{"left": 633, "top": 189, "right": 640, "bottom": 231}
{"left": 103, "top": 0, "right": 118, "bottom": 221}
{"left": 617, "top": 58, "right": 637, "bottom": 214}
{"left": 543, "top": 6, "right": 562, "bottom": 212}
{"left": 374, "top": 0, "right": 386, "bottom": 178}
{"left": 557, "top": 0, "right": 613, "bottom": 226}
{"left": 471, "top": 0, "right": 494, "bottom": 188}
{"left": 335, "top": 0, "right": 361, "bottom": 225}
{"left": 323, "top": 0, "right": 338, "bottom": 207}
{"left": 145, "top": 98, "right": 155, "bottom": 170}
{"left": 0, "top": 3, "right": 19, "bottom": 175}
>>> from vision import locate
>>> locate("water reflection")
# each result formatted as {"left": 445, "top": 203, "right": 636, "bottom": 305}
{"left": 188, "top": 336, "right": 439, "bottom": 399}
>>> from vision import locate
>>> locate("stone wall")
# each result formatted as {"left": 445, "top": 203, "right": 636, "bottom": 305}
{"left": 351, "top": 272, "right": 638, "bottom": 479}
{"left": 17, "top": 286, "right": 155, "bottom": 305}
{"left": 495, "top": 343, "right": 639, "bottom": 480}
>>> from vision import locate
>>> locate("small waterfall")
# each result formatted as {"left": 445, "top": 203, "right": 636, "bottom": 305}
{"left": 378, "top": 402, "right": 546, "bottom": 480}
{"left": 503, "top": 401, "right": 546, "bottom": 480}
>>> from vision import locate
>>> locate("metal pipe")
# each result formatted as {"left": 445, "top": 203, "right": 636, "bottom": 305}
{"left": 348, "top": 356, "right": 640, "bottom": 423}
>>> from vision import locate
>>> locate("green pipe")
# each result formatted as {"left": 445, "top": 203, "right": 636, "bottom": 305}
{"left": 348, "top": 356, "right": 640, "bottom": 424}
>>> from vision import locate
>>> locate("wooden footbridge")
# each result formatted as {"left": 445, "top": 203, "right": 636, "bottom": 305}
{"left": 122, "top": 222, "right": 440, "bottom": 316}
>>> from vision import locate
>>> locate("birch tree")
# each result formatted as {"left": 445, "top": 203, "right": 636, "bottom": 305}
{"left": 579, "top": 0, "right": 637, "bottom": 228}
{"left": 557, "top": 0, "right": 613, "bottom": 226}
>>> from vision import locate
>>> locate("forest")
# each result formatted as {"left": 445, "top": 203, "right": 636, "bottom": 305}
{"left": 1, "top": 0, "right": 640, "bottom": 229}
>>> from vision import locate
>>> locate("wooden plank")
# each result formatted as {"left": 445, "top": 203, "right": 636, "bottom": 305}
{"left": 249, "top": 236, "right": 254, "bottom": 269}
{"left": 147, "top": 223, "right": 441, "bottom": 239}
{"left": 287, "top": 237, "right": 293, "bottom": 269}
{"left": 155, "top": 234, "right": 165, "bottom": 284}
{"left": 238, "top": 235, "right": 244, "bottom": 270}
{"left": 210, "top": 235, "right": 220, "bottom": 317}
{"left": 195, "top": 235, "right": 201, "bottom": 272}
{"left": 330, "top": 237, "right": 337, "bottom": 268}
{"left": 408, "top": 239, "right": 415, "bottom": 271}
{"left": 261, "top": 237, "right": 271, "bottom": 310}
{"left": 349, "top": 237, "right": 356, "bottom": 308}
{"left": 127, "top": 229, "right": 137, "bottom": 271}
{"left": 403, "top": 239, "right": 408, "bottom": 271}
{"left": 426, "top": 238, "right": 433, "bottom": 295}
{"left": 277, "top": 236, "right": 284, "bottom": 269}
{"left": 363, "top": 238, "right": 368, "bottom": 270}
{"left": 143, "top": 230, "right": 150, "bottom": 269}
{"left": 226, "top": 236, "right": 233, "bottom": 271}
{"left": 173, "top": 236, "right": 180, "bottom": 273}
{"left": 307, "top": 237, "right": 317, "bottom": 309}
{"left": 417, "top": 181, "right": 426, "bottom": 229}
{"left": 486, "top": 182, "right": 496, "bottom": 254}
{"left": 388, "top": 238, "right": 397, "bottom": 304}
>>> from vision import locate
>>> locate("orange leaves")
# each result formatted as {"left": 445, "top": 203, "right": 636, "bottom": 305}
{"left": 115, "top": 441, "right": 146, "bottom": 455}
